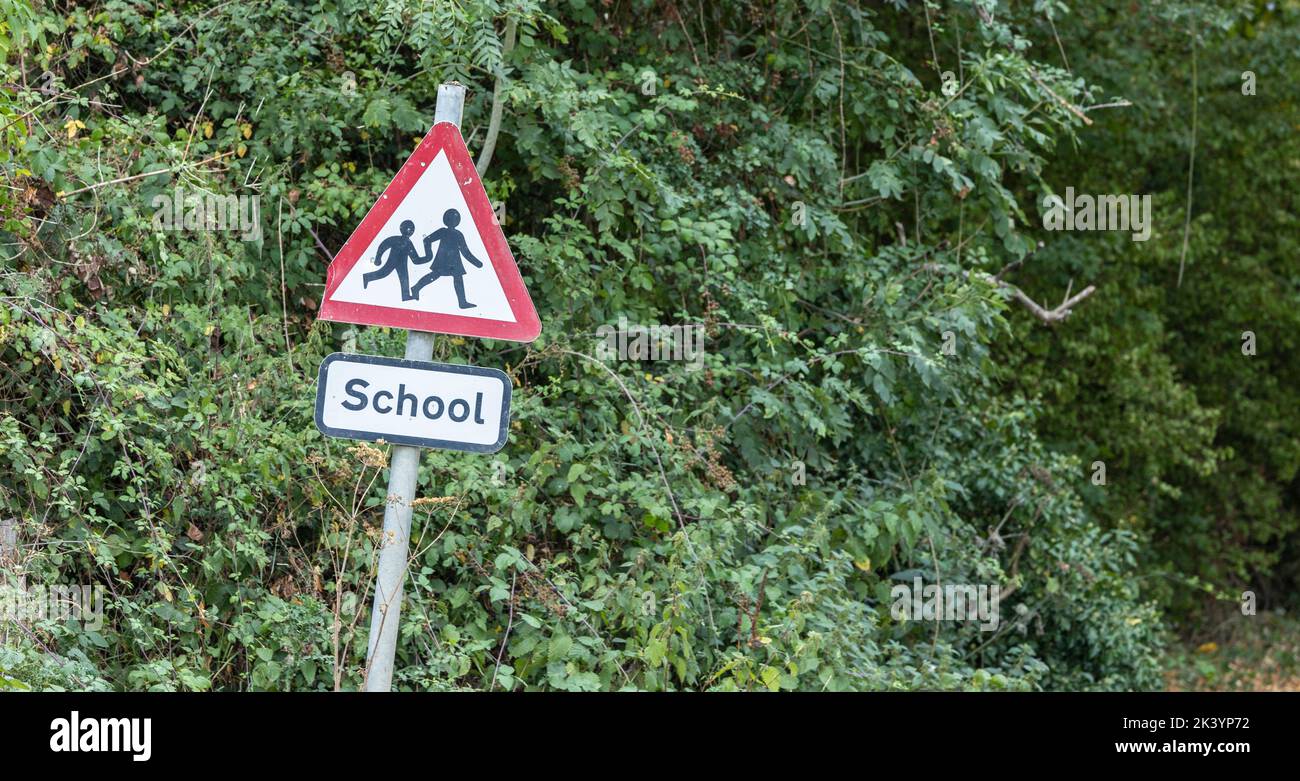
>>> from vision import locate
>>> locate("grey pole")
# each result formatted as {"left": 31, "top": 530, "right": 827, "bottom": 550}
{"left": 363, "top": 82, "right": 466, "bottom": 692}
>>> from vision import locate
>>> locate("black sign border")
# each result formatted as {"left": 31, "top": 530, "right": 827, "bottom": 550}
{"left": 314, "top": 352, "right": 511, "bottom": 453}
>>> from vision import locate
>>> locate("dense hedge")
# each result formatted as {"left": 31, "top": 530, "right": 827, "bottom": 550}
{"left": 0, "top": 0, "right": 1290, "bottom": 691}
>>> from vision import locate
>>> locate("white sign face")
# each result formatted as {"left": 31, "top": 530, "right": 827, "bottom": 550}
{"left": 327, "top": 148, "right": 516, "bottom": 322}
{"left": 314, "top": 353, "right": 511, "bottom": 453}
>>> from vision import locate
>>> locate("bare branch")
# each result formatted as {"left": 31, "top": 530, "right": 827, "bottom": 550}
{"left": 1005, "top": 281, "right": 1096, "bottom": 324}
{"left": 475, "top": 17, "right": 517, "bottom": 176}
{"left": 922, "top": 263, "right": 1098, "bottom": 324}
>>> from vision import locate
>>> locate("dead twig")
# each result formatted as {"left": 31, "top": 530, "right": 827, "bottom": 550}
{"left": 56, "top": 152, "right": 233, "bottom": 200}
{"left": 922, "top": 263, "right": 1097, "bottom": 325}
{"left": 489, "top": 571, "right": 518, "bottom": 690}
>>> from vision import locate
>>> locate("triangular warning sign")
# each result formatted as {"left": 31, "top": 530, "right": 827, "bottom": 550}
{"left": 318, "top": 122, "right": 541, "bottom": 342}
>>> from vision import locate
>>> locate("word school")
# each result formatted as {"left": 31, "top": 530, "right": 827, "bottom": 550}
{"left": 341, "top": 379, "right": 488, "bottom": 423}
{"left": 1041, "top": 187, "right": 1152, "bottom": 241}
{"left": 315, "top": 354, "right": 510, "bottom": 453}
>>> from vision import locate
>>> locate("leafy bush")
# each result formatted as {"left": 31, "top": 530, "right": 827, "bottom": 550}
{"left": 2, "top": 0, "right": 1286, "bottom": 691}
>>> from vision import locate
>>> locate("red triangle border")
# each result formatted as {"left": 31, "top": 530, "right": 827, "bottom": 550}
{"left": 317, "top": 122, "right": 541, "bottom": 342}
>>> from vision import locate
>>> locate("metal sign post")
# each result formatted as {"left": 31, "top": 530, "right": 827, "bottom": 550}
{"left": 314, "top": 77, "right": 539, "bottom": 689}
{"left": 362, "top": 83, "right": 465, "bottom": 692}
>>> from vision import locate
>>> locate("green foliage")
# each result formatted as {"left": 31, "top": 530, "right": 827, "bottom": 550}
{"left": 1, "top": 0, "right": 1286, "bottom": 692}
{"left": 995, "top": 0, "right": 1300, "bottom": 618}
{"left": 1166, "top": 612, "right": 1300, "bottom": 691}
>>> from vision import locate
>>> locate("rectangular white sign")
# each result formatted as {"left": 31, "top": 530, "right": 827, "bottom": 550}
{"left": 314, "top": 353, "right": 510, "bottom": 453}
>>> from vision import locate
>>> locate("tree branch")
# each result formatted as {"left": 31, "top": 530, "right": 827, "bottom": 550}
{"left": 923, "top": 263, "right": 1097, "bottom": 324}
{"left": 1005, "top": 280, "right": 1096, "bottom": 324}
{"left": 475, "top": 17, "right": 517, "bottom": 176}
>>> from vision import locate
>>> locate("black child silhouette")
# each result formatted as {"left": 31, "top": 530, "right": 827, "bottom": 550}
{"left": 409, "top": 209, "right": 484, "bottom": 309}
{"left": 363, "top": 220, "right": 427, "bottom": 301}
